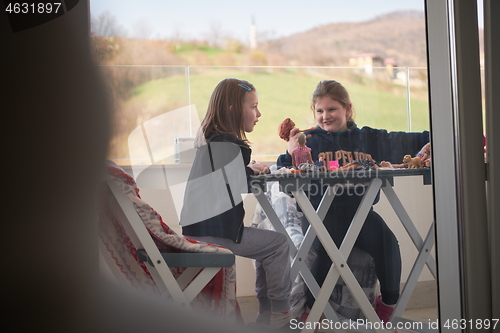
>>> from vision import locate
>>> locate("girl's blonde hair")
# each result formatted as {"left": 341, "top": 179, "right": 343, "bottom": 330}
{"left": 196, "top": 78, "right": 255, "bottom": 147}
{"left": 310, "top": 80, "right": 355, "bottom": 123}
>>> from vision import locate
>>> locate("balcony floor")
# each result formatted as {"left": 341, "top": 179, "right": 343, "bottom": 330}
{"left": 237, "top": 296, "right": 438, "bottom": 332}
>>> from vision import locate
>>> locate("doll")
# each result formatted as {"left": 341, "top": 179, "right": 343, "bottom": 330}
{"left": 314, "top": 153, "right": 326, "bottom": 172}
{"left": 336, "top": 158, "right": 382, "bottom": 171}
{"left": 416, "top": 142, "right": 431, "bottom": 166}
{"left": 278, "top": 118, "right": 315, "bottom": 142}
{"left": 416, "top": 142, "right": 431, "bottom": 161}
{"left": 291, "top": 133, "right": 313, "bottom": 167}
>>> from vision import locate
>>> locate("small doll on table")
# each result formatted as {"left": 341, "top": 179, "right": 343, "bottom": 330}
{"left": 291, "top": 133, "right": 313, "bottom": 167}
{"left": 416, "top": 142, "right": 431, "bottom": 166}
{"left": 314, "top": 153, "right": 326, "bottom": 172}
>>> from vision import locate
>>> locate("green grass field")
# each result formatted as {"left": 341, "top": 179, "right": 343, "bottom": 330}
{"left": 118, "top": 67, "right": 430, "bottom": 161}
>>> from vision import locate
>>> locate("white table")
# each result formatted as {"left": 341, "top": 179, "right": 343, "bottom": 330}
{"left": 250, "top": 168, "right": 436, "bottom": 333}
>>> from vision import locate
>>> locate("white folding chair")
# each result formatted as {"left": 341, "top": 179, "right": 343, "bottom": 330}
{"left": 103, "top": 180, "right": 235, "bottom": 308}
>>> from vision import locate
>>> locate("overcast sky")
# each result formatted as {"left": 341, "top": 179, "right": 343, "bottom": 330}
{"left": 89, "top": 0, "right": 431, "bottom": 41}
{"left": 90, "top": 0, "right": 484, "bottom": 42}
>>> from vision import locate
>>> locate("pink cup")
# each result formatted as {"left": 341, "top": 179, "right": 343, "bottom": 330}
{"left": 329, "top": 160, "right": 339, "bottom": 170}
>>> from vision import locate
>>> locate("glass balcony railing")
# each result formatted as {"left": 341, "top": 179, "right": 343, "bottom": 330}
{"left": 99, "top": 65, "right": 431, "bottom": 166}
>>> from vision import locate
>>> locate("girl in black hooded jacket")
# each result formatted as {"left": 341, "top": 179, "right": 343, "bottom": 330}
{"left": 277, "top": 80, "right": 429, "bottom": 323}
{"left": 181, "top": 78, "right": 292, "bottom": 329}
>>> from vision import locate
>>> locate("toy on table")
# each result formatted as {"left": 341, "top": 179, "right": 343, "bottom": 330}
{"left": 328, "top": 160, "right": 339, "bottom": 170}
{"left": 403, "top": 155, "right": 423, "bottom": 169}
{"left": 310, "top": 153, "right": 326, "bottom": 172}
{"left": 416, "top": 142, "right": 431, "bottom": 166}
{"left": 291, "top": 133, "right": 313, "bottom": 167}
{"left": 278, "top": 118, "right": 315, "bottom": 142}
{"left": 401, "top": 142, "right": 431, "bottom": 168}
{"left": 336, "top": 159, "right": 382, "bottom": 171}
{"left": 388, "top": 143, "right": 432, "bottom": 169}
{"left": 416, "top": 143, "right": 431, "bottom": 161}
{"left": 295, "top": 163, "right": 320, "bottom": 173}
{"left": 313, "top": 152, "right": 340, "bottom": 172}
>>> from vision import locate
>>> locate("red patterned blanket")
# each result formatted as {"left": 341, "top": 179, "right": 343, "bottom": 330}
{"left": 98, "top": 161, "right": 241, "bottom": 323}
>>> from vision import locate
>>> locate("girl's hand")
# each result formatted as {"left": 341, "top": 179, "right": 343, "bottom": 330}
{"left": 287, "top": 128, "right": 300, "bottom": 154}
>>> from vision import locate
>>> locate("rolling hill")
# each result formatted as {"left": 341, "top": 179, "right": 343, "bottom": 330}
{"left": 93, "top": 10, "right": 429, "bottom": 68}
{"left": 263, "top": 10, "right": 427, "bottom": 67}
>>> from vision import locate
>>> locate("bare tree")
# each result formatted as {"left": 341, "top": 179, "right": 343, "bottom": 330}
{"left": 170, "top": 23, "right": 188, "bottom": 43}
{"left": 91, "top": 11, "right": 127, "bottom": 37}
{"left": 131, "top": 18, "right": 154, "bottom": 40}
{"left": 203, "top": 20, "right": 226, "bottom": 48}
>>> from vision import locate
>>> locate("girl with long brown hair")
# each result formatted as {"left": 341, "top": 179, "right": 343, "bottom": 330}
{"left": 181, "top": 78, "right": 292, "bottom": 329}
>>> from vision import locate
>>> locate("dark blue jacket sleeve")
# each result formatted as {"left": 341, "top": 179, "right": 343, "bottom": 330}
{"left": 362, "top": 127, "right": 429, "bottom": 163}
{"left": 276, "top": 151, "right": 293, "bottom": 168}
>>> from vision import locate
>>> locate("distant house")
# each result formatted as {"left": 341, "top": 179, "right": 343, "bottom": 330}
{"left": 384, "top": 57, "right": 398, "bottom": 79}
{"left": 348, "top": 53, "right": 384, "bottom": 75}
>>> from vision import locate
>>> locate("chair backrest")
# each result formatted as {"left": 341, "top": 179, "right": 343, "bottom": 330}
{"left": 99, "top": 162, "right": 236, "bottom": 308}
{"left": 104, "top": 180, "right": 190, "bottom": 301}
{"left": 99, "top": 162, "right": 237, "bottom": 315}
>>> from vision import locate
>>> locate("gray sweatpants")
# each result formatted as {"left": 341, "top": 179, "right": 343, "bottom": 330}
{"left": 188, "top": 226, "right": 292, "bottom": 312}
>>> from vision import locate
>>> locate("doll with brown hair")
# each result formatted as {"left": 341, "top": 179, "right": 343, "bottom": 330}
{"left": 278, "top": 118, "right": 315, "bottom": 142}
{"left": 291, "top": 133, "right": 313, "bottom": 167}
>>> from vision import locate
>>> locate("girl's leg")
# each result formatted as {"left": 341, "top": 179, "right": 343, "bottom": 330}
{"left": 354, "top": 210, "right": 401, "bottom": 305}
{"left": 304, "top": 210, "right": 351, "bottom": 309}
{"left": 305, "top": 207, "right": 401, "bottom": 307}
{"left": 189, "top": 227, "right": 292, "bottom": 323}
{"left": 326, "top": 207, "right": 401, "bottom": 305}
